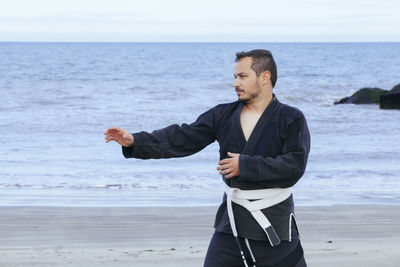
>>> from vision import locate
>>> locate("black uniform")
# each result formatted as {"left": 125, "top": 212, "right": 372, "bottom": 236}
{"left": 122, "top": 94, "right": 311, "bottom": 266}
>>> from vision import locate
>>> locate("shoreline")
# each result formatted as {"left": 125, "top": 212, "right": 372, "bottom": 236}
{"left": 1, "top": 187, "right": 400, "bottom": 207}
{"left": 0, "top": 205, "right": 399, "bottom": 266}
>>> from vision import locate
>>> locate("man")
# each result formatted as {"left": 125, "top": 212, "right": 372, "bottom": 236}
{"left": 104, "top": 49, "right": 310, "bottom": 267}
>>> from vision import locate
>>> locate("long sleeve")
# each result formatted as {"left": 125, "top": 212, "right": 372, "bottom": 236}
{"left": 122, "top": 108, "right": 217, "bottom": 159}
{"left": 238, "top": 114, "right": 310, "bottom": 188}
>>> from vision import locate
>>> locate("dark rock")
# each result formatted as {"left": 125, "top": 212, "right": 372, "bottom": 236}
{"left": 390, "top": 83, "right": 400, "bottom": 93}
{"left": 380, "top": 83, "right": 400, "bottom": 109}
{"left": 334, "top": 88, "right": 389, "bottom": 105}
{"left": 334, "top": 97, "right": 349, "bottom": 104}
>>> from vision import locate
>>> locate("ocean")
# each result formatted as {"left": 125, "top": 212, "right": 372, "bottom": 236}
{"left": 1, "top": 42, "right": 399, "bottom": 207}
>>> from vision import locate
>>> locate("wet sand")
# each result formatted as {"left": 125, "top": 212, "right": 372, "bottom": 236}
{"left": 0, "top": 205, "right": 399, "bottom": 266}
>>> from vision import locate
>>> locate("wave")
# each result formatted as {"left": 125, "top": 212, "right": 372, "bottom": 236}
{"left": 0, "top": 182, "right": 223, "bottom": 191}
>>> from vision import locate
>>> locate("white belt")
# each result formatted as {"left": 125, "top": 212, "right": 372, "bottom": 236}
{"left": 225, "top": 186, "right": 292, "bottom": 247}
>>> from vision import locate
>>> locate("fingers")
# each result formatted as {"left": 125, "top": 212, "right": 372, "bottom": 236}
{"left": 217, "top": 153, "right": 240, "bottom": 179}
{"left": 104, "top": 127, "right": 120, "bottom": 135}
{"left": 219, "top": 168, "right": 231, "bottom": 175}
{"left": 216, "top": 163, "right": 229, "bottom": 170}
{"left": 105, "top": 135, "right": 117, "bottom": 143}
{"left": 104, "top": 131, "right": 121, "bottom": 143}
{"left": 104, "top": 127, "right": 123, "bottom": 143}
{"left": 217, "top": 162, "right": 232, "bottom": 176}
{"left": 218, "top": 152, "right": 240, "bottom": 164}
{"left": 218, "top": 158, "right": 231, "bottom": 165}
{"left": 219, "top": 167, "right": 237, "bottom": 179}
{"left": 217, "top": 163, "right": 229, "bottom": 170}
{"left": 105, "top": 135, "right": 116, "bottom": 143}
{"left": 227, "top": 152, "right": 239, "bottom": 158}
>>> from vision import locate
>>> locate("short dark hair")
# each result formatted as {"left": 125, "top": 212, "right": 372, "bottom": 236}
{"left": 235, "top": 49, "right": 277, "bottom": 88}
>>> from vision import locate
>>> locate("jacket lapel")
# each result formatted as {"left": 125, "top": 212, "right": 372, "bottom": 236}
{"left": 240, "top": 95, "right": 280, "bottom": 155}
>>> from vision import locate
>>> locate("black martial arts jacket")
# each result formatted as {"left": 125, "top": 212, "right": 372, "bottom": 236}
{"left": 122, "top": 94, "right": 311, "bottom": 241}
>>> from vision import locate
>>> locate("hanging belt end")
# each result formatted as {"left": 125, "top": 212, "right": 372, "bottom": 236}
{"left": 264, "top": 226, "right": 281, "bottom": 247}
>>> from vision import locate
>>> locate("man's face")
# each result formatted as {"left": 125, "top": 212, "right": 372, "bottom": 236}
{"left": 233, "top": 57, "right": 261, "bottom": 103}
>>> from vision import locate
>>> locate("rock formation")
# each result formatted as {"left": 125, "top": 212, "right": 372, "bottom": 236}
{"left": 334, "top": 88, "right": 388, "bottom": 105}
{"left": 380, "top": 84, "right": 400, "bottom": 109}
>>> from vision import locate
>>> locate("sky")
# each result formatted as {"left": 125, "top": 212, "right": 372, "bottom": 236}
{"left": 0, "top": 0, "right": 399, "bottom": 42}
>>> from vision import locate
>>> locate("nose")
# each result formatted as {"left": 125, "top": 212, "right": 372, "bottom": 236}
{"left": 233, "top": 78, "right": 240, "bottom": 88}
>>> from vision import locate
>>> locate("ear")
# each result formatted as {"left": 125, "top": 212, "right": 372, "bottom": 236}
{"left": 260, "top": 71, "right": 272, "bottom": 85}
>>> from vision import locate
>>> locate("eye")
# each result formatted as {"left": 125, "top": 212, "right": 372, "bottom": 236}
{"left": 234, "top": 74, "right": 246, "bottom": 79}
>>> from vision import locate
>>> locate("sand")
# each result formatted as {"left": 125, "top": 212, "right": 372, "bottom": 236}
{"left": 0, "top": 205, "right": 399, "bottom": 266}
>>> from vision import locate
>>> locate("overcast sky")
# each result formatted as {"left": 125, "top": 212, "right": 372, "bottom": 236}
{"left": 1, "top": 0, "right": 399, "bottom": 42}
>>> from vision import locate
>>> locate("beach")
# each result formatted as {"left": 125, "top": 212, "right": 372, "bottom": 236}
{"left": 1, "top": 205, "right": 399, "bottom": 267}
{"left": 1, "top": 3, "right": 400, "bottom": 265}
{"left": 1, "top": 43, "right": 400, "bottom": 266}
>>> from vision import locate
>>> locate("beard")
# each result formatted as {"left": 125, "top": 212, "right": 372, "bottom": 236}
{"left": 236, "top": 81, "right": 262, "bottom": 103}
{"left": 236, "top": 90, "right": 259, "bottom": 103}
{"left": 238, "top": 95, "right": 249, "bottom": 103}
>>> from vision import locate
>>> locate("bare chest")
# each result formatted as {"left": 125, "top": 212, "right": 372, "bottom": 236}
{"left": 240, "top": 109, "right": 262, "bottom": 141}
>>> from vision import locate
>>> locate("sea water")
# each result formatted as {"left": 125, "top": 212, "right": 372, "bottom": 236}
{"left": 1, "top": 42, "right": 399, "bottom": 206}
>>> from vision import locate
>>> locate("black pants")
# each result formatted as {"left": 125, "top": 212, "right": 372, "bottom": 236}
{"left": 203, "top": 231, "right": 307, "bottom": 267}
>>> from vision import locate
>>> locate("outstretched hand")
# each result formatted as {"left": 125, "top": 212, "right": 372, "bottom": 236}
{"left": 104, "top": 127, "right": 134, "bottom": 147}
{"left": 217, "top": 152, "right": 240, "bottom": 179}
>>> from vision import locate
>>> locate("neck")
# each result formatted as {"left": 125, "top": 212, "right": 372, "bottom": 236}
{"left": 243, "top": 93, "right": 273, "bottom": 113}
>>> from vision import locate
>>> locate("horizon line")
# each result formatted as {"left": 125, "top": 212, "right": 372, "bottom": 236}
{"left": 1, "top": 41, "right": 400, "bottom": 44}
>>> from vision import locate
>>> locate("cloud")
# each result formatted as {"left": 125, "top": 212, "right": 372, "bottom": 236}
{"left": 0, "top": 0, "right": 399, "bottom": 41}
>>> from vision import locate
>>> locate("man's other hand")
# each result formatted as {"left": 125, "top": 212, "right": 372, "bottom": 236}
{"left": 104, "top": 127, "right": 134, "bottom": 147}
{"left": 217, "top": 152, "right": 240, "bottom": 179}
